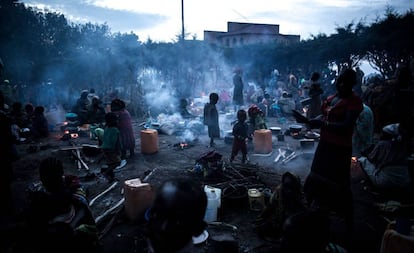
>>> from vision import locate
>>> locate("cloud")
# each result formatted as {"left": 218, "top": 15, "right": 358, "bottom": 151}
{"left": 21, "top": 0, "right": 413, "bottom": 42}
{"left": 23, "top": 0, "right": 169, "bottom": 33}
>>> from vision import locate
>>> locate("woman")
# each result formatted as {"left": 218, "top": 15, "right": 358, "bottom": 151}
{"left": 296, "top": 68, "right": 363, "bottom": 244}
{"left": 111, "top": 99, "right": 135, "bottom": 159}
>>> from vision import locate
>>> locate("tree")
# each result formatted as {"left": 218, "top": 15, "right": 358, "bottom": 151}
{"left": 362, "top": 8, "right": 414, "bottom": 78}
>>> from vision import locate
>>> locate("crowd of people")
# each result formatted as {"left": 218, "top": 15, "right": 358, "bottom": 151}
{"left": 1, "top": 57, "right": 414, "bottom": 252}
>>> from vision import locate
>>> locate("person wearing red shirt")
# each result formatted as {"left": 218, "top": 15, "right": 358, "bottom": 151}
{"left": 296, "top": 68, "right": 363, "bottom": 249}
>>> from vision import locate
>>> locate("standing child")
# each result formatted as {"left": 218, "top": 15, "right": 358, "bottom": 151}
{"left": 230, "top": 109, "right": 249, "bottom": 163}
{"left": 203, "top": 92, "right": 220, "bottom": 147}
{"left": 100, "top": 112, "right": 122, "bottom": 182}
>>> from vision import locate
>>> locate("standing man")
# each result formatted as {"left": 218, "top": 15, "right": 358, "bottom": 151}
{"left": 232, "top": 68, "right": 244, "bottom": 113}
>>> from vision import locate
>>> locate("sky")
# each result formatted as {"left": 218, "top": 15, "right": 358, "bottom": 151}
{"left": 21, "top": 0, "right": 413, "bottom": 42}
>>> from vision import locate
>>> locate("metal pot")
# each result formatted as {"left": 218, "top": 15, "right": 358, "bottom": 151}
{"left": 269, "top": 126, "right": 281, "bottom": 135}
{"left": 300, "top": 139, "right": 315, "bottom": 149}
{"left": 289, "top": 124, "right": 302, "bottom": 133}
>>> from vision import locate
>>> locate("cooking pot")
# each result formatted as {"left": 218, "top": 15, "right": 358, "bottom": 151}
{"left": 289, "top": 124, "right": 302, "bottom": 133}
{"left": 269, "top": 126, "right": 281, "bottom": 135}
{"left": 300, "top": 139, "right": 315, "bottom": 149}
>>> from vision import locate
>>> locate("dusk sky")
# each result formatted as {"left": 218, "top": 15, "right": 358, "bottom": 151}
{"left": 21, "top": 0, "right": 413, "bottom": 42}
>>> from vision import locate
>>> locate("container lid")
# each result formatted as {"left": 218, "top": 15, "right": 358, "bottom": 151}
{"left": 124, "top": 178, "right": 141, "bottom": 186}
{"left": 248, "top": 189, "right": 262, "bottom": 197}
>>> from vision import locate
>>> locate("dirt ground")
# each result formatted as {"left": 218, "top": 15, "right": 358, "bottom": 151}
{"left": 4, "top": 115, "right": 413, "bottom": 253}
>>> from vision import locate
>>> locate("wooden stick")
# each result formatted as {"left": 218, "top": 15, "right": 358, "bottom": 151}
{"left": 95, "top": 197, "right": 125, "bottom": 224}
{"left": 89, "top": 181, "right": 119, "bottom": 206}
{"left": 143, "top": 168, "right": 158, "bottom": 182}
{"left": 71, "top": 148, "right": 89, "bottom": 170}
{"left": 98, "top": 205, "right": 124, "bottom": 240}
{"left": 82, "top": 144, "right": 100, "bottom": 149}
{"left": 58, "top": 146, "right": 83, "bottom": 151}
{"left": 228, "top": 166, "right": 245, "bottom": 179}
{"left": 72, "top": 150, "right": 82, "bottom": 169}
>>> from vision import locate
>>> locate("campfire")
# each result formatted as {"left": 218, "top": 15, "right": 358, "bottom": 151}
{"left": 173, "top": 142, "right": 193, "bottom": 150}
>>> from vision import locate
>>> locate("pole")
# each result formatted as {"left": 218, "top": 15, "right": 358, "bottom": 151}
{"left": 181, "top": 0, "right": 184, "bottom": 41}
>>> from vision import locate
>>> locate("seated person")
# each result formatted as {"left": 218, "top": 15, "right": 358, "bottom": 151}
{"left": 256, "top": 95, "right": 267, "bottom": 118}
{"left": 255, "top": 172, "right": 306, "bottom": 240}
{"left": 359, "top": 123, "right": 411, "bottom": 191}
{"left": 247, "top": 104, "right": 267, "bottom": 138}
{"left": 146, "top": 178, "right": 207, "bottom": 253}
{"left": 87, "top": 95, "right": 106, "bottom": 124}
{"left": 178, "top": 98, "right": 195, "bottom": 119}
{"left": 277, "top": 91, "right": 295, "bottom": 116}
{"left": 31, "top": 106, "right": 49, "bottom": 138}
{"left": 27, "top": 157, "right": 98, "bottom": 253}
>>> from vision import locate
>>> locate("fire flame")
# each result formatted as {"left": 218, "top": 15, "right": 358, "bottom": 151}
{"left": 180, "top": 142, "right": 188, "bottom": 149}
{"left": 70, "top": 133, "right": 79, "bottom": 139}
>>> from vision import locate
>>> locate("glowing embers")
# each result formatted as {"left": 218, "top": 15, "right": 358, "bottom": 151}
{"left": 70, "top": 133, "right": 79, "bottom": 139}
{"left": 173, "top": 142, "right": 193, "bottom": 150}
{"left": 350, "top": 156, "right": 362, "bottom": 173}
{"left": 61, "top": 121, "right": 80, "bottom": 140}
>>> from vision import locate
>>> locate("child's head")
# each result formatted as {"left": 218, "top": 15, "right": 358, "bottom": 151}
{"left": 34, "top": 106, "right": 45, "bottom": 115}
{"left": 209, "top": 92, "right": 219, "bottom": 104}
{"left": 237, "top": 109, "right": 247, "bottom": 122}
{"left": 111, "top": 98, "right": 125, "bottom": 112}
{"left": 39, "top": 157, "right": 64, "bottom": 193}
{"left": 105, "top": 112, "right": 118, "bottom": 127}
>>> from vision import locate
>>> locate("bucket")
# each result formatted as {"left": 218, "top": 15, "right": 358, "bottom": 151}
{"left": 253, "top": 129, "right": 272, "bottom": 154}
{"left": 124, "top": 178, "right": 154, "bottom": 222}
{"left": 248, "top": 189, "right": 265, "bottom": 211}
{"left": 204, "top": 186, "right": 220, "bottom": 222}
{"left": 140, "top": 129, "right": 158, "bottom": 154}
